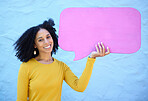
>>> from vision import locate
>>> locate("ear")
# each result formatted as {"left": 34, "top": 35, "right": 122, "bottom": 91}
{"left": 34, "top": 44, "right": 37, "bottom": 48}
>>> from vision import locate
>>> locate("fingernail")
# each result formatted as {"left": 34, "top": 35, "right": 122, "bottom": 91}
{"left": 107, "top": 47, "right": 109, "bottom": 49}
{"left": 101, "top": 42, "right": 103, "bottom": 44}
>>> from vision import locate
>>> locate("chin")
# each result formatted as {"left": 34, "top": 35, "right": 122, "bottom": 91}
{"left": 45, "top": 50, "right": 52, "bottom": 52}
{"left": 40, "top": 49, "right": 52, "bottom": 54}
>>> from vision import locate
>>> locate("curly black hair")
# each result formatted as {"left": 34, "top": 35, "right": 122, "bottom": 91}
{"left": 13, "top": 18, "right": 59, "bottom": 62}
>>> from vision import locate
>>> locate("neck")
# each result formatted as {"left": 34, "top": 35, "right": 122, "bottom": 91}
{"left": 36, "top": 52, "right": 53, "bottom": 62}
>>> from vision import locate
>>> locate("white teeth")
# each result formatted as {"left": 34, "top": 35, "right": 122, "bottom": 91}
{"left": 44, "top": 45, "right": 51, "bottom": 48}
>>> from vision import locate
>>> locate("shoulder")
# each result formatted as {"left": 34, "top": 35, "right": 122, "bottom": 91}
{"left": 53, "top": 58, "right": 68, "bottom": 69}
{"left": 21, "top": 58, "right": 34, "bottom": 65}
{"left": 54, "top": 58, "right": 65, "bottom": 65}
{"left": 19, "top": 58, "right": 35, "bottom": 70}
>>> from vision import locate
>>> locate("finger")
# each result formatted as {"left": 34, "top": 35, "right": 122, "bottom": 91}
{"left": 105, "top": 47, "right": 110, "bottom": 55}
{"left": 101, "top": 42, "right": 105, "bottom": 55}
{"left": 95, "top": 44, "right": 99, "bottom": 53}
{"left": 98, "top": 42, "right": 102, "bottom": 54}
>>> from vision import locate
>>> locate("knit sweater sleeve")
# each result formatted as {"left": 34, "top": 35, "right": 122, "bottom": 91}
{"left": 16, "top": 62, "right": 29, "bottom": 101}
{"left": 63, "top": 57, "right": 96, "bottom": 92}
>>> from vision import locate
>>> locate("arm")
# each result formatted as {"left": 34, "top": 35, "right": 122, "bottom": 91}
{"left": 16, "top": 63, "right": 29, "bottom": 101}
{"left": 64, "top": 57, "right": 96, "bottom": 92}
{"left": 64, "top": 42, "right": 110, "bottom": 92}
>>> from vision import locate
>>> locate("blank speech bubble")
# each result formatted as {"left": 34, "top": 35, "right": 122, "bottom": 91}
{"left": 58, "top": 7, "right": 141, "bottom": 61}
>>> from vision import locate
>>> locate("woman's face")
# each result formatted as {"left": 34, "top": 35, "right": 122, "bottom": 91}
{"left": 34, "top": 28, "right": 54, "bottom": 54}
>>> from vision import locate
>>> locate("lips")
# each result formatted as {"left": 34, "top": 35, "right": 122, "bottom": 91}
{"left": 44, "top": 44, "right": 51, "bottom": 49}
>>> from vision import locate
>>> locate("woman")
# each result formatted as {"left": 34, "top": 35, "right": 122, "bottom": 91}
{"left": 13, "top": 18, "right": 110, "bottom": 101}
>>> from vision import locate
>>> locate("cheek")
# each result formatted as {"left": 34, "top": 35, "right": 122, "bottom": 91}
{"left": 51, "top": 39, "right": 54, "bottom": 46}
{"left": 48, "top": 38, "right": 54, "bottom": 45}
{"left": 49, "top": 38, "right": 53, "bottom": 42}
{"left": 36, "top": 41, "right": 43, "bottom": 48}
{"left": 51, "top": 38, "right": 54, "bottom": 43}
{"left": 52, "top": 41, "right": 54, "bottom": 46}
{"left": 38, "top": 43, "right": 44, "bottom": 48}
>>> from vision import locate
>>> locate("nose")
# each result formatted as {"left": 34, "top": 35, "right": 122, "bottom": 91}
{"left": 44, "top": 38, "right": 48, "bottom": 44}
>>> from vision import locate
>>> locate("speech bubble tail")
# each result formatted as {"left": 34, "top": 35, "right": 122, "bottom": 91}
{"left": 73, "top": 58, "right": 78, "bottom": 61}
{"left": 73, "top": 51, "right": 89, "bottom": 61}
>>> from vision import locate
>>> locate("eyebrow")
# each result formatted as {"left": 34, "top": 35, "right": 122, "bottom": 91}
{"left": 37, "top": 34, "right": 51, "bottom": 40}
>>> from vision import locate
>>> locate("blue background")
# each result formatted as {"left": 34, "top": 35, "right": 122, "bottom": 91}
{"left": 0, "top": 0, "right": 148, "bottom": 101}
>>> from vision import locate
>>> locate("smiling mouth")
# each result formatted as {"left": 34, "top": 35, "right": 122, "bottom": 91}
{"left": 44, "top": 44, "right": 51, "bottom": 49}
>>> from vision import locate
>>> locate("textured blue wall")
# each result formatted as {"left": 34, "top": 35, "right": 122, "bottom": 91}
{"left": 0, "top": 0, "right": 148, "bottom": 101}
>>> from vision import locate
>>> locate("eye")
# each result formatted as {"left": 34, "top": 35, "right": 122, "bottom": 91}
{"left": 47, "top": 36, "right": 51, "bottom": 39}
{"left": 38, "top": 39, "right": 43, "bottom": 42}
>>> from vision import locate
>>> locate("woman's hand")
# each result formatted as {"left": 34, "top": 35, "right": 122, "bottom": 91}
{"left": 89, "top": 42, "right": 110, "bottom": 59}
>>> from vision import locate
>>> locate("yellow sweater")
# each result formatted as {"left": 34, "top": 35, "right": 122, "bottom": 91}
{"left": 17, "top": 57, "right": 96, "bottom": 101}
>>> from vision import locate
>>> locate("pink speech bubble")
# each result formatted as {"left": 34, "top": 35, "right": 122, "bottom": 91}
{"left": 58, "top": 7, "right": 141, "bottom": 61}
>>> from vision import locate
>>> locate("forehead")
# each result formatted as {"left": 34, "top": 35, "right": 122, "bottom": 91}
{"left": 36, "top": 28, "right": 51, "bottom": 38}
